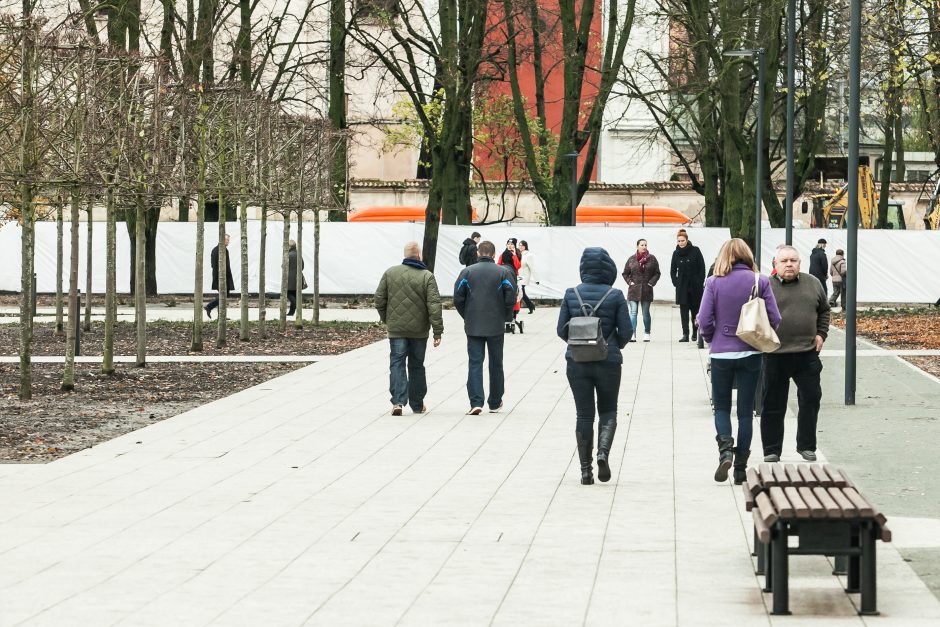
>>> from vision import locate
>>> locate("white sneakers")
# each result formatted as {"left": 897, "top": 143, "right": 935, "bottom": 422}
{"left": 643, "top": 333, "right": 651, "bottom": 342}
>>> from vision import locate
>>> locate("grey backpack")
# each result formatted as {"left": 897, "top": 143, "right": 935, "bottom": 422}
{"left": 567, "top": 286, "right": 614, "bottom": 362}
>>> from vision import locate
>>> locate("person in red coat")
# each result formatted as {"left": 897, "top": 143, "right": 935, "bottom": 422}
{"left": 498, "top": 238, "right": 523, "bottom": 333}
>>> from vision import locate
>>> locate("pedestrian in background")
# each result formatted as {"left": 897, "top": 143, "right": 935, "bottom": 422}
{"left": 375, "top": 242, "right": 444, "bottom": 416}
{"left": 622, "top": 238, "right": 661, "bottom": 342}
{"left": 518, "top": 240, "right": 538, "bottom": 314}
{"left": 206, "top": 234, "right": 233, "bottom": 319}
{"left": 829, "top": 248, "right": 847, "bottom": 309}
{"left": 557, "top": 248, "right": 633, "bottom": 485}
{"left": 697, "top": 239, "right": 781, "bottom": 484}
{"left": 762, "top": 245, "right": 830, "bottom": 463}
{"left": 670, "top": 228, "right": 706, "bottom": 342}
{"left": 286, "top": 240, "right": 306, "bottom": 317}
{"left": 454, "top": 241, "right": 517, "bottom": 415}
{"left": 498, "top": 238, "right": 523, "bottom": 333}
{"left": 809, "top": 238, "right": 829, "bottom": 296}
{"left": 459, "top": 232, "right": 481, "bottom": 267}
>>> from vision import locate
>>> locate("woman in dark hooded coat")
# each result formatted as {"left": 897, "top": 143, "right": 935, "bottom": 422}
{"left": 670, "top": 228, "right": 706, "bottom": 342}
{"left": 557, "top": 248, "right": 633, "bottom": 485}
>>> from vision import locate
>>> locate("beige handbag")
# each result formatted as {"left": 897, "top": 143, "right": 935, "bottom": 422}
{"left": 735, "top": 273, "right": 780, "bottom": 352}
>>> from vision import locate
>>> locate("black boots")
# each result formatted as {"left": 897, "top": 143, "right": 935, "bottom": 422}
{"left": 576, "top": 429, "right": 594, "bottom": 485}
{"left": 714, "top": 435, "right": 734, "bottom": 482}
{"left": 691, "top": 324, "right": 698, "bottom": 342}
{"left": 679, "top": 334, "right": 690, "bottom": 343}
{"left": 596, "top": 419, "right": 617, "bottom": 483}
{"left": 733, "top": 449, "right": 750, "bottom": 485}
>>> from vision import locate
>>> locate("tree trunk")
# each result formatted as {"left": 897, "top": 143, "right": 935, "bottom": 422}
{"left": 279, "top": 212, "right": 289, "bottom": 332}
{"left": 894, "top": 115, "right": 905, "bottom": 182}
{"left": 328, "top": 0, "right": 348, "bottom": 220}
{"left": 216, "top": 193, "right": 227, "bottom": 348}
{"left": 55, "top": 199, "right": 64, "bottom": 336}
{"left": 878, "top": 118, "right": 895, "bottom": 229}
{"left": 294, "top": 211, "right": 303, "bottom": 328}
{"left": 191, "top": 188, "right": 205, "bottom": 351}
{"left": 313, "top": 207, "right": 320, "bottom": 325}
{"left": 423, "top": 178, "right": 443, "bottom": 273}
{"left": 62, "top": 189, "right": 80, "bottom": 390}
{"left": 103, "top": 186, "right": 116, "bottom": 375}
{"left": 83, "top": 202, "right": 93, "bottom": 331}
{"left": 258, "top": 202, "right": 267, "bottom": 338}
{"left": 239, "top": 198, "right": 249, "bottom": 341}
{"left": 135, "top": 197, "right": 147, "bottom": 366}
{"left": 19, "top": 183, "right": 36, "bottom": 399}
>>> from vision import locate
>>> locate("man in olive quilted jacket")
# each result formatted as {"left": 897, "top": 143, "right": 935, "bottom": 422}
{"left": 375, "top": 242, "right": 444, "bottom": 415}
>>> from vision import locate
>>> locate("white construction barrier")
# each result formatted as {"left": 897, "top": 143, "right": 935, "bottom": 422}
{"left": 0, "top": 221, "right": 734, "bottom": 299}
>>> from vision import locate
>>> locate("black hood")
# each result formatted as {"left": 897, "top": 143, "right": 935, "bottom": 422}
{"left": 579, "top": 247, "right": 617, "bottom": 285}
{"left": 462, "top": 238, "right": 475, "bottom": 245}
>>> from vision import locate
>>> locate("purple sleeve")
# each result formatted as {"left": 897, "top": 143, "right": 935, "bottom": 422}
{"left": 761, "top": 275, "right": 782, "bottom": 328}
{"left": 697, "top": 277, "right": 716, "bottom": 342}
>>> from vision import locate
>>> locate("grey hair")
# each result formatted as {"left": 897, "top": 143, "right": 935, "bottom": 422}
{"left": 775, "top": 245, "right": 800, "bottom": 260}
{"left": 403, "top": 241, "right": 421, "bottom": 259}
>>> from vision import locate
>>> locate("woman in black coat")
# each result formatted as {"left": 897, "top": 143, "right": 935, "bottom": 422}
{"left": 557, "top": 247, "right": 633, "bottom": 485}
{"left": 670, "top": 228, "right": 705, "bottom": 342}
{"left": 206, "top": 234, "right": 234, "bottom": 319}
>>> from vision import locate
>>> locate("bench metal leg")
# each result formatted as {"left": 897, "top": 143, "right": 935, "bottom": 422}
{"left": 833, "top": 554, "right": 848, "bottom": 575}
{"left": 755, "top": 528, "right": 765, "bottom": 575}
{"left": 847, "top": 526, "right": 861, "bottom": 593}
{"left": 771, "top": 521, "right": 790, "bottom": 615}
{"left": 860, "top": 522, "right": 879, "bottom": 615}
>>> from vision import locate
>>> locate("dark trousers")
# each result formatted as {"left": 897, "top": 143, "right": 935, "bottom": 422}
{"left": 287, "top": 290, "right": 297, "bottom": 315}
{"left": 467, "top": 335, "right": 505, "bottom": 409}
{"left": 710, "top": 354, "right": 762, "bottom": 451}
{"left": 205, "top": 291, "right": 231, "bottom": 314}
{"left": 520, "top": 286, "right": 534, "bottom": 312}
{"left": 679, "top": 299, "right": 700, "bottom": 335}
{"left": 389, "top": 338, "right": 428, "bottom": 410}
{"left": 566, "top": 361, "right": 622, "bottom": 443}
{"left": 760, "top": 350, "right": 823, "bottom": 456}
{"left": 829, "top": 282, "right": 846, "bottom": 309}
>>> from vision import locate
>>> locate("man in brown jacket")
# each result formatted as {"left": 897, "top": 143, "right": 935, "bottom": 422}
{"left": 829, "top": 249, "right": 847, "bottom": 309}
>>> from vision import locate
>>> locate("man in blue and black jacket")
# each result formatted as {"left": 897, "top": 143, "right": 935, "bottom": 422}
{"left": 454, "top": 241, "right": 517, "bottom": 415}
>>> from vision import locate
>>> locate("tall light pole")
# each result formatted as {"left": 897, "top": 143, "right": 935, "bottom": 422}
{"left": 786, "top": 0, "right": 796, "bottom": 245}
{"left": 565, "top": 151, "right": 579, "bottom": 226}
{"left": 846, "top": 0, "right": 862, "bottom": 408}
{"left": 724, "top": 48, "right": 766, "bottom": 267}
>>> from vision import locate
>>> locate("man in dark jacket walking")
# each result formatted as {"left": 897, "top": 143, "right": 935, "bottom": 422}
{"left": 206, "top": 234, "right": 234, "bottom": 319}
{"left": 375, "top": 242, "right": 444, "bottom": 415}
{"left": 454, "top": 241, "right": 517, "bottom": 414}
{"left": 287, "top": 240, "right": 305, "bottom": 316}
{"left": 459, "top": 232, "right": 481, "bottom": 267}
{"left": 808, "top": 238, "right": 829, "bottom": 296}
{"left": 762, "top": 245, "right": 831, "bottom": 463}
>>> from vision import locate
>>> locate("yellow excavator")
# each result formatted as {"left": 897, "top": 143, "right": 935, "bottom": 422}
{"left": 805, "top": 165, "right": 907, "bottom": 229}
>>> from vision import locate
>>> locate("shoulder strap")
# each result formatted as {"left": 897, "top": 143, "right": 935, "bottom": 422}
{"left": 750, "top": 272, "right": 760, "bottom": 300}
{"left": 594, "top": 286, "right": 615, "bottom": 311}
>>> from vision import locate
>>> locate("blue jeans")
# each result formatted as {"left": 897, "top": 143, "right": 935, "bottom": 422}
{"left": 467, "top": 335, "right": 504, "bottom": 409}
{"left": 628, "top": 300, "right": 651, "bottom": 334}
{"left": 389, "top": 338, "right": 428, "bottom": 410}
{"left": 710, "top": 353, "right": 762, "bottom": 451}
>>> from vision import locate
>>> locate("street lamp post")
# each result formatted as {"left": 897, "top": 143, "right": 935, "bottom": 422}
{"left": 846, "top": 0, "right": 861, "bottom": 407}
{"left": 724, "top": 48, "right": 766, "bottom": 268}
{"left": 565, "top": 152, "right": 579, "bottom": 226}
{"left": 786, "top": 0, "right": 795, "bottom": 245}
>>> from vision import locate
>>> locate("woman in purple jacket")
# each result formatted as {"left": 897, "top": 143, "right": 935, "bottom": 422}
{"left": 697, "top": 239, "right": 781, "bottom": 484}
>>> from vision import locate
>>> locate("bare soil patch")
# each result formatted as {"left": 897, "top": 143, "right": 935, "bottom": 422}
{"left": 1, "top": 320, "right": 385, "bottom": 463}
{"left": 832, "top": 308, "right": 940, "bottom": 379}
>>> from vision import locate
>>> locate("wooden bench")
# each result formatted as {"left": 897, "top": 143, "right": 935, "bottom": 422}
{"left": 743, "top": 463, "right": 891, "bottom": 615}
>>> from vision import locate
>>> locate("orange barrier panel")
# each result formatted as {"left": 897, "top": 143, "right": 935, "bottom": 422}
{"left": 576, "top": 206, "right": 691, "bottom": 223}
{"left": 349, "top": 205, "right": 478, "bottom": 222}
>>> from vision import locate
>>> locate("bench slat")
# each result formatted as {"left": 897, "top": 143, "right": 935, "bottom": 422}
{"left": 824, "top": 465, "right": 849, "bottom": 488}
{"left": 842, "top": 487, "right": 875, "bottom": 518}
{"left": 769, "top": 486, "right": 796, "bottom": 518}
{"left": 744, "top": 467, "right": 762, "bottom": 498}
{"left": 753, "top": 510, "right": 771, "bottom": 544}
{"left": 812, "top": 487, "right": 842, "bottom": 517}
{"left": 784, "top": 486, "right": 811, "bottom": 518}
{"left": 759, "top": 463, "right": 778, "bottom": 487}
{"left": 743, "top": 483, "right": 756, "bottom": 511}
{"left": 798, "top": 486, "right": 827, "bottom": 518}
{"left": 772, "top": 463, "right": 790, "bottom": 486}
{"left": 810, "top": 464, "right": 833, "bottom": 487}
{"left": 755, "top": 492, "right": 778, "bottom": 527}
{"left": 784, "top": 464, "right": 804, "bottom": 487}
{"left": 879, "top": 522, "right": 892, "bottom": 542}
{"left": 828, "top": 488, "right": 858, "bottom": 517}
{"left": 797, "top": 464, "right": 817, "bottom": 485}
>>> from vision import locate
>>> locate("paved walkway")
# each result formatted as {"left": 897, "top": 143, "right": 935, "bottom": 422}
{"left": 1, "top": 304, "right": 939, "bottom": 625}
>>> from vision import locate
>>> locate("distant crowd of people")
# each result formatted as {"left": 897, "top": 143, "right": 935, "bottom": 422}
{"left": 374, "top": 229, "right": 835, "bottom": 487}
